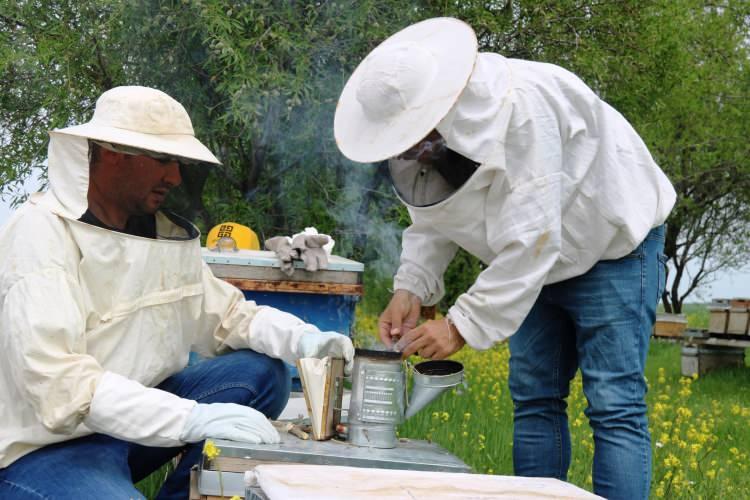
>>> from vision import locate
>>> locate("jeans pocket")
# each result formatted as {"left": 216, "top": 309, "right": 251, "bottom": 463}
{"left": 657, "top": 253, "right": 668, "bottom": 299}
{"left": 622, "top": 244, "right": 644, "bottom": 260}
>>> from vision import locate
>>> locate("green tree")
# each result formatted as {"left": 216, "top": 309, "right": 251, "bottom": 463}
{"left": 423, "top": 0, "right": 750, "bottom": 313}
{"left": 2, "top": 1, "right": 748, "bottom": 314}
{"left": 644, "top": 4, "right": 750, "bottom": 312}
{"left": 0, "top": 1, "right": 127, "bottom": 198}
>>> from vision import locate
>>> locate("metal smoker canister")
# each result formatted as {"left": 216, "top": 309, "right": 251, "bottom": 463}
{"left": 348, "top": 348, "right": 405, "bottom": 448}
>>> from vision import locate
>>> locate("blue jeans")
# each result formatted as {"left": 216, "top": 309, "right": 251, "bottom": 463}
{"left": 509, "top": 226, "right": 666, "bottom": 500}
{"left": 0, "top": 350, "right": 290, "bottom": 500}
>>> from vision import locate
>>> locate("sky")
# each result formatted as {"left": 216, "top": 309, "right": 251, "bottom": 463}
{"left": 1, "top": 176, "right": 747, "bottom": 302}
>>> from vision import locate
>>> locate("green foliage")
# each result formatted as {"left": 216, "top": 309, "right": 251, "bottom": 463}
{"left": 1, "top": 1, "right": 748, "bottom": 310}
{"left": 0, "top": 1, "right": 128, "bottom": 200}
{"left": 439, "top": 249, "right": 484, "bottom": 314}
{"left": 635, "top": 3, "right": 750, "bottom": 312}
{"left": 397, "top": 333, "right": 750, "bottom": 498}
{"left": 681, "top": 303, "right": 710, "bottom": 330}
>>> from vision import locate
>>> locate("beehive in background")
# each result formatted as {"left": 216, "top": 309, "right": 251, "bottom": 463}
{"left": 727, "top": 298, "right": 750, "bottom": 336}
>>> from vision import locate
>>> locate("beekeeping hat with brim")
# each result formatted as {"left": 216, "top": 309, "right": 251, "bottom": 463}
{"left": 334, "top": 17, "right": 478, "bottom": 164}
{"left": 51, "top": 86, "right": 220, "bottom": 165}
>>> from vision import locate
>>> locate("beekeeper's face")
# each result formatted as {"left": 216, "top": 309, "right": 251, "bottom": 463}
{"left": 90, "top": 145, "right": 182, "bottom": 216}
{"left": 394, "top": 129, "right": 446, "bottom": 165}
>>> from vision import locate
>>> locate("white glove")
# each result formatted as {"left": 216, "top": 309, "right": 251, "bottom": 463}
{"left": 298, "top": 331, "right": 355, "bottom": 375}
{"left": 248, "top": 308, "right": 355, "bottom": 374}
{"left": 179, "top": 403, "right": 280, "bottom": 444}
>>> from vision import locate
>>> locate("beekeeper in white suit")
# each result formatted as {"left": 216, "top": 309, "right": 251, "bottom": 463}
{"left": 0, "top": 86, "right": 353, "bottom": 499}
{"left": 335, "top": 17, "right": 675, "bottom": 500}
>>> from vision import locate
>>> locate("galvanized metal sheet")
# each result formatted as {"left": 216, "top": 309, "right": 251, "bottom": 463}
{"left": 201, "top": 248, "right": 364, "bottom": 272}
{"left": 198, "top": 434, "right": 471, "bottom": 497}
{"left": 209, "top": 433, "right": 470, "bottom": 472}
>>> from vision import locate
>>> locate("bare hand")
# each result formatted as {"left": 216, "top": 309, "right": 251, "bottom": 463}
{"left": 395, "top": 318, "right": 466, "bottom": 360}
{"left": 378, "top": 290, "right": 422, "bottom": 348}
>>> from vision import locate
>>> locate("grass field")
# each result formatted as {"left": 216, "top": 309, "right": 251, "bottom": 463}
{"left": 396, "top": 340, "right": 749, "bottom": 498}
{"left": 138, "top": 305, "right": 749, "bottom": 498}
{"left": 388, "top": 306, "right": 750, "bottom": 499}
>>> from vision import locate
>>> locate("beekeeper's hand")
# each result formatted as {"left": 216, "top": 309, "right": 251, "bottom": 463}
{"left": 291, "top": 234, "right": 330, "bottom": 272}
{"left": 265, "top": 236, "right": 296, "bottom": 276}
{"left": 180, "top": 403, "right": 280, "bottom": 444}
{"left": 395, "top": 317, "right": 466, "bottom": 360}
{"left": 297, "top": 331, "right": 355, "bottom": 375}
{"left": 378, "top": 289, "right": 422, "bottom": 349}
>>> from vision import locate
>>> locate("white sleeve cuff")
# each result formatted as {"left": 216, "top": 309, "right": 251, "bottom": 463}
{"left": 448, "top": 304, "right": 503, "bottom": 351}
{"left": 84, "top": 371, "right": 196, "bottom": 447}
{"left": 248, "top": 307, "right": 316, "bottom": 364}
{"left": 393, "top": 271, "right": 442, "bottom": 305}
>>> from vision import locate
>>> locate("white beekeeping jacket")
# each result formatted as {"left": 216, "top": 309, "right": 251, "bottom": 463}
{"left": 0, "top": 133, "right": 305, "bottom": 468}
{"left": 393, "top": 53, "right": 676, "bottom": 350}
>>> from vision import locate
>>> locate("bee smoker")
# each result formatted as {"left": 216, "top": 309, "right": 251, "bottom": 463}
{"left": 346, "top": 348, "right": 464, "bottom": 448}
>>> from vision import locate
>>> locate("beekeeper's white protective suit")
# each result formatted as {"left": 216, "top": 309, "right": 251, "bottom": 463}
{"left": 389, "top": 52, "right": 676, "bottom": 349}
{"left": 334, "top": 17, "right": 675, "bottom": 351}
{"left": 335, "top": 18, "right": 674, "bottom": 500}
{"left": 0, "top": 86, "right": 351, "bottom": 468}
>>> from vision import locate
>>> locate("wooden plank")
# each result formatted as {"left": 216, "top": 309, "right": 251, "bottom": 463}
{"left": 223, "top": 278, "right": 363, "bottom": 296}
{"left": 686, "top": 336, "right": 750, "bottom": 348}
{"left": 208, "top": 263, "right": 361, "bottom": 285}
{"left": 189, "top": 468, "right": 201, "bottom": 500}
{"left": 208, "top": 456, "right": 287, "bottom": 473}
{"left": 664, "top": 328, "right": 750, "bottom": 348}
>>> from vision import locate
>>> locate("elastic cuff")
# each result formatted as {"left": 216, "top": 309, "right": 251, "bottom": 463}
{"left": 393, "top": 275, "right": 429, "bottom": 303}
{"left": 448, "top": 305, "right": 495, "bottom": 350}
{"left": 85, "top": 371, "right": 196, "bottom": 447}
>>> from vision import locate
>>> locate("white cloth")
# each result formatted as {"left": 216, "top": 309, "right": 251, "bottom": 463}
{"left": 393, "top": 53, "right": 676, "bottom": 350}
{"left": 253, "top": 464, "right": 604, "bottom": 499}
{"left": 0, "top": 133, "right": 304, "bottom": 467}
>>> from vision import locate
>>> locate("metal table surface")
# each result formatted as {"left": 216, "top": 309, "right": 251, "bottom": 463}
{"left": 198, "top": 432, "right": 471, "bottom": 497}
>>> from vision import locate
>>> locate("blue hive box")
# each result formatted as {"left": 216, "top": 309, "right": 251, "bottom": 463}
{"left": 202, "top": 248, "right": 364, "bottom": 389}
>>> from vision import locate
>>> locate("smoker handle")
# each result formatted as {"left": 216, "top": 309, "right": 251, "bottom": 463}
{"left": 420, "top": 305, "right": 437, "bottom": 320}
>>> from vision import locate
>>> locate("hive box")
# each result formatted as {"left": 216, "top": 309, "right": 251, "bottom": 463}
{"left": 708, "top": 298, "right": 730, "bottom": 334}
{"left": 727, "top": 299, "right": 750, "bottom": 336}
{"left": 681, "top": 345, "right": 746, "bottom": 377}
{"left": 202, "top": 249, "right": 364, "bottom": 386}
{"left": 653, "top": 313, "right": 687, "bottom": 338}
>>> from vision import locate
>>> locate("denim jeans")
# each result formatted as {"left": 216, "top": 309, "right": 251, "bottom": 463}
{"left": 509, "top": 225, "right": 666, "bottom": 500}
{"left": 0, "top": 349, "right": 290, "bottom": 500}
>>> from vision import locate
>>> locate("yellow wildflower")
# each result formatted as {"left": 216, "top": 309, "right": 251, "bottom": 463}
{"left": 676, "top": 407, "right": 692, "bottom": 419}
{"left": 203, "top": 440, "right": 221, "bottom": 461}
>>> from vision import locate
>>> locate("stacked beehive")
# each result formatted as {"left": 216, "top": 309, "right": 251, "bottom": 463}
{"left": 708, "top": 298, "right": 749, "bottom": 337}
